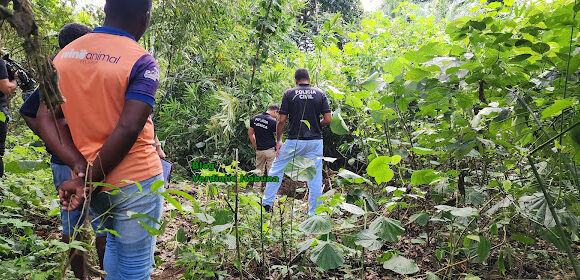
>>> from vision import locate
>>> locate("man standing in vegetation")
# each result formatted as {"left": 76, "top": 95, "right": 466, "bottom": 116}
{"left": 262, "top": 68, "right": 332, "bottom": 215}
{"left": 32, "top": 0, "right": 164, "bottom": 278}
{"left": 0, "top": 55, "right": 18, "bottom": 178}
{"left": 248, "top": 104, "right": 279, "bottom": 175}
{"left": 20, "top": 22, "right": 107, "bottom": 280}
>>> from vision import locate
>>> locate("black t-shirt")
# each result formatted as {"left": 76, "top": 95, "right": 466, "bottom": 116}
{"left": 0, "top": 59, "right": 9, "bottom": 109}
{"left": 279, "top": 84, "right": 331, "bottom": 140}
{"left": 250, "top": 112, "right": 277, "bottom": 150}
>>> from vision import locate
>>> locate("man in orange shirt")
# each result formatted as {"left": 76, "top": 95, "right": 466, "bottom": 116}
{"left": 34, "top": 0, "right": 164, "bottom": 278}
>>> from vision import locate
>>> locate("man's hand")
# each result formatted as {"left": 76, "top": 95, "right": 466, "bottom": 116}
{"left": 156, "top": 145, "right": 166, "bottom": 159}
{"left": 276, "top": 141, "right": 283, "bottom": 157}
{"left": 58, "top": 177, "right": 85, "bottom": 211}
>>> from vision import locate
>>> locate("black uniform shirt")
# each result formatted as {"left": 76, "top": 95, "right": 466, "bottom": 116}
{"left": 251, "top": 112, "right": 277, "bottom": 150}
{"left": 279, "top": 84, "right": 331, "bottom": 140}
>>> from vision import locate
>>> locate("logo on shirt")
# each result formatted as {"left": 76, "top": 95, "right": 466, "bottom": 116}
{"left": 294, "top": 89, "right": 316, "bottom": 100}
{"left": 253, "top": 117, "right": 270, "bottom": 130}
{"left": 61, "top": 48, "right": 121, "bottom": 64}
{"left": 144, "top": 68, "right": 160, "bottom": 81}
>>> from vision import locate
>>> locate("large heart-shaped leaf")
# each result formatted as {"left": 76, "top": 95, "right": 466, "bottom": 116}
{"left": 285, "top": 156, "right": 316, "bottom": 182}
{"left": 411, "top": 169, "right": 440, "bottom": 185}
{"left": 518, "top": 193, "right": 555, "bottom": 228}
{"left": 366, "top": 156, "right": 395, "bottom": 184}
{"left": 340, "top": 202, "right": 365, "bottom": 215}
{"left": 330, "top": 112, "right": 350, "bottom": 135}
{"left": 361, "top": 72, "right": 380, "bottom": 91}
{"left": 310, "top": 242, "right": 344, "bottom": 271}
{"left": 299, "top": 215, "right": 333, "bottom": 235}
{"left": 368, "top": 216, "right": 404, "bottom": 242}
{"left": 337, "top": 169, "right": 371, "bottom": 184}
{"left": 383, "top": 255, "right": 419, "bottom": 275}
{"left": 354, "top": 229, "right": 383, "bottom": 250}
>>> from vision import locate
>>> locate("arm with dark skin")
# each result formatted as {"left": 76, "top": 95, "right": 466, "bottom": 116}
{"left": 21, "top": 103, "right": 87, "bottom": 176}
{"left": 0, "top": 73, "right": 18, "bottom": 95}
{"left": 275, "top": 114, "right": 287, "bottom": 157}
{"left": 320, "top": 112, "right": 331, "bottom": 127}
{"left": 56, "top": 99, "right": 153, "bottom": 210}
{"left": 248, "top": 127, "right": 257, "bottom": 148}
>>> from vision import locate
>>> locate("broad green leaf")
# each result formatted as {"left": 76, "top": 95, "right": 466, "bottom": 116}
{"left": 310, "top": 242, "right": 344, "bottom": 271}
{"left": 426, "top": 272, "right": 441, "bottom": 280}
{"left": 195, "top": 213, "right": 215, "bottom": 224}
{"left": 383, "top": 255, "right": 419, "bottom": 275}
{"left": 330, "top": 112, "right": 350, "bottom": 135}
{"left": 510, "top": 54, "right": 531, "bottom": 62}
{"left": 355, "top": 230, "right": 383, "bottom": 251}
{"left": 383, "top": 57, "right": 403, "bottom": 76}
{"left": 469, "top": 20, "right": 486, "bottom": 30}
{"left": 411, "top": 147, "right": 435, "bottom": 155}
{"left": 327, "top": 85, "right": 345, "bottom": 100}
{"left": 465, "top": 275, "right": 481, "bottom": 280}
{"left": 366, "top": 156, "right": 395, "bottom": 184}
{"left": 411, "top": 169, "right": 440, "bottom": 185}
{"left": 450, "top": 207, "right": 479, "bottom": 217}
{"left": 162, "top": 193, "right": 183, "bottom": 212}
{"left": 541, "top": 98, "right": 576, "bottom": 119}
{"left": 369, "top": 216, "right": 404, "bottom": 242}
{"left": 405, "top": 67, "right": 430, "bottom": 82}
{"left": 361, "top": 72, "right": 380, "bottom": 91}
{"left": 4, "top": 160, "right": 49, "bottom": 174}
{"left": 151, "top": 180, "right": 165, "bottom": 192}
{"left": 0, "top": 112, "right": 5, "bottom": 122}
{"left": 409, "top": 212, "right": 429, "bottom": 226}
{"left": 511, "top": 233, "right": 535, "bottom": 244}
{"left": 336, "top": 169, "right": 371, "bottom": 184}
{"left": 531, "top": 42, "right": 550, "bottom": 54}
{"left": 299, "top": 215, "right": 333, "bottom": 235}
{"left": 175, "top": 228, "right": 187, "bottom": 243}
{"left": 519, "top": 193, "right": 555, "bottom": 228}
{"left": 477, "top": 236, "right": 491, "bottom": 263}
{"left": 285, "top": 156, "right": 316, "bottom": 181}
{"left": 340, "top": 202, "right": 365, "bottom": 215}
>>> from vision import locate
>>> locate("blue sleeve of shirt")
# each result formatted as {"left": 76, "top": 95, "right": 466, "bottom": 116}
{"left": 126, "top": 54, "right": 160, "bottom": 107}
{"left": 19, "top": 89, "right": 41, "bottom": 118}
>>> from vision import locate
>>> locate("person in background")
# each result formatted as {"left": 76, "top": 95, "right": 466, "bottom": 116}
{"left": 20, "top": 22, "right": 107, "bottom": 280}
{"left": 248, "top": 104, "right": 279, "bottom": 175}
{"left": 0, "top": 53, "right": 17, "bottom": 178}
{"left": 262, "top": 68, "right": 332, "bottom": 216}
{"left": 31, "top": 0, "right": 164, "bottom": 278}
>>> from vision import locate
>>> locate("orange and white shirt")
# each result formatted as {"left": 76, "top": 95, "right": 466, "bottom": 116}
{"left": 53, "top": 26, "right": 162, "bottom": 187}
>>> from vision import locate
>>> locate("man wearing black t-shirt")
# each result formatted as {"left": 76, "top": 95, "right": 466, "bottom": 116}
{"left": 0, "top": 58, "right": 18, "bottom": 177}
{"left": 249, "top": 104, "right": 279, "bottom": 175}
{"left": 262, "top": 68, "right": 332, "bottom": 215}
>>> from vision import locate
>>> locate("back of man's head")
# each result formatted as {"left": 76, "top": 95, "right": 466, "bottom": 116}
{"left": 105, "top": 0, "right": 152, "bottom": 19}
{"left": 58, "top": 23, "right": 92, "bottom": 49}
{"left": 294, "top": 68, "right": 310, "bottom": 82}
{"left": 268, "top": 104, "right": 279, "bottom": 111}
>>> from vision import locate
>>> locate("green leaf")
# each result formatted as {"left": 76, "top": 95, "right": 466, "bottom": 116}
{"left": 0, "top": 112, "right": 5, "bottom": 122}
{"left": 4, "top": 160, "right": 49, "bottom": 174}
{"left": 366, "top": 156, "right": 395, "bottom": 184}
{"left": 541, "top": 98, "right": 576, "bottom": 119}
{"left": 450, "top": 207, "right": 479, "bottom": 217}
{"left": 477, "top": 236, "right": 491, "bottom": 263}
{"left": 369, "top": 216, "right": 404, "bottom": 242}
{"left": 510, "top": 54, "right": 531, "bottom": 62}
{"left": 355, "top": 229, "right": 383, "bottom": 250}
{"left": 195, "top": 213, "right": 215, "bottom": 224}
{"left": 465, "top": 275, "right": 481, "bottom": 280}
{"left": 531, "top": 42, "right": 550, "bottom": 54}
{"left": 161, "top": 193, "right": 183, "bottom": 212}
{"left": 330, "top": 112, "right": 349, "bottom": 135}
{"left": 411, "top": 169, "right": 440, "bottom": 185}
{"left": 299, "top": 215, "right": 333, "bottom": 235}
{"left": 310, "top": 242, "right": 344, "bottom": 271}
{"left": 340, "top": 202, "right": 365, "bottom": 215}
{"left": 383, "top": 57, "right": 404, "bottom": 76}
{"left": 409, "top": 212, "right": 429, "bottom": 226}
{"left": 175, "top": 228, "right": 187, "bottom": 243}
{"left": 426, "top": 272, "right": 441, "bottom": 280}
{"left": 301, "top": 120, "right": 311, "bottom": 130}
{"left": 151, "top": 180, "right": 166, "bottom": 192}
{"left": 382, "top": 255, "right": 419, "bottom": 275}
{"left": 361, "top": 72, "right": 380, "bottom": 91}
{"left": 336, "top": 169, "right": 371, "bottom": 184}
{"left": 519, "top": 193, "right": 555, "bottom": 228}
{"left": 405, "top": 67, "right": 430, "bottom": 82}
{"left": 511, "top": 233, "right": 535, "bottom": 244}
{"left": 285, "top": 156, "right": 316, "bottom": 181}
{"left": 469, "top": 20, "right": 486, "bottom": 31}
{"left": 411, "top": 147, "right": 435, "bottom": 155}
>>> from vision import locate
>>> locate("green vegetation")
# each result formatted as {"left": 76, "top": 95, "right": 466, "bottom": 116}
{"left": 1, "top": 0, "right": 579, "bottom": 279}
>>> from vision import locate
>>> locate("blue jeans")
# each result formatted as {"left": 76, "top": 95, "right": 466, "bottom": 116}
{"left": 90, "top": 174, "right": 165, "bottom": 280}
{"left": 52, "top": 163, "right": 105, "bottom": 237}
{"left": 263, "top": 139, "right": 323, "bottom": 215}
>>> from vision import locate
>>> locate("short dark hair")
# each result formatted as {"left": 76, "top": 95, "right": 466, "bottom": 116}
{"left": 268, "top": 104, "right": 279, "bottom": 111}
{"left": 106, "top": 0, "right": 152, "bottom": 21}
{"left": 294, "top": 68, "right": 310, "bottom": 81}
{"left": 58, "top": 23, "right": 92, "bottom": 49}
